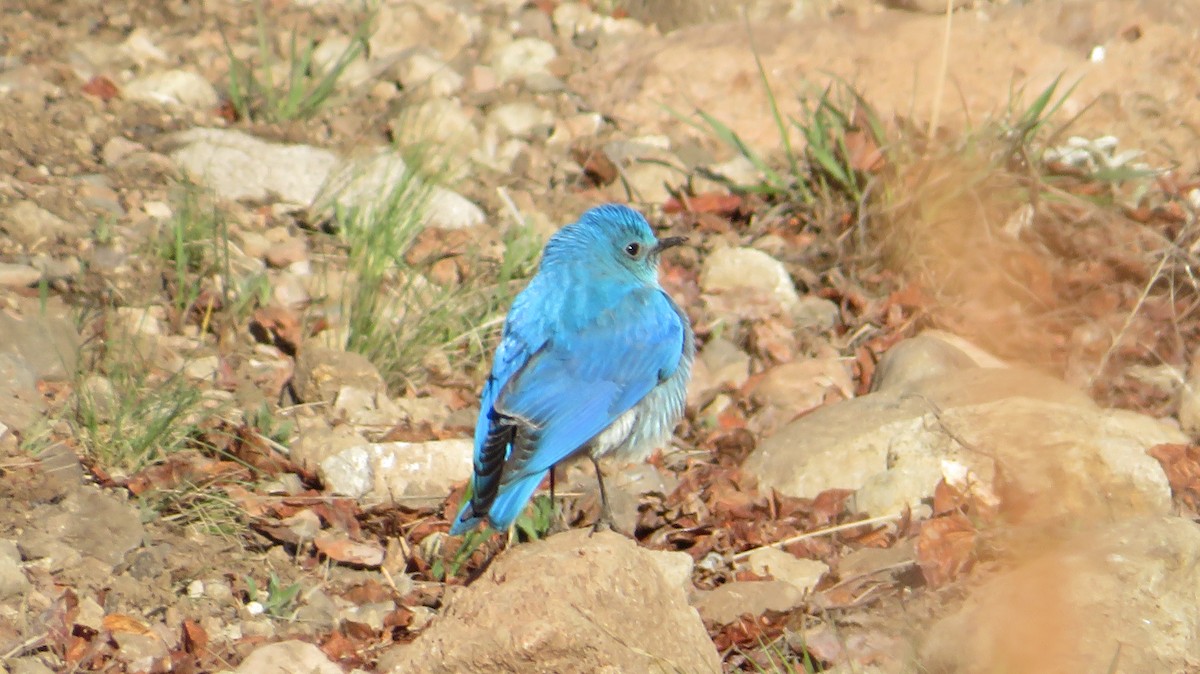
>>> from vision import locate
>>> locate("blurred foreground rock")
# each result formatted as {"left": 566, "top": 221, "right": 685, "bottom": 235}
{"left": 922, "top": 517, "right": 1200, "bottom": 674}
{"left": 746, "top": 336, "right": 1182, "bottom": 522}
{"left": 381, "top": 530, "right": 720, "bottom": 674}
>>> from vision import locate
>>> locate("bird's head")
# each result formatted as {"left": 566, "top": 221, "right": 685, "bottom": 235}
{"left": 544, "top": 204, "right": 686, "bottom": 284}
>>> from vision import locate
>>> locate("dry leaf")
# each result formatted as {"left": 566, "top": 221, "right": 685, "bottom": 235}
{"left": 315, "top": 534, "right": 385, "bottom": 567}
{"left": 915, "top": 513, "right": 976, "bottom": 587}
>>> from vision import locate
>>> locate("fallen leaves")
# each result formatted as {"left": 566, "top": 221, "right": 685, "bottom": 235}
{"left": 1148, "top": 443, "right": 1200, "bottom": 515}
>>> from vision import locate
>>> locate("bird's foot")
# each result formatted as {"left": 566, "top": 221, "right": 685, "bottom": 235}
{"left": 589, "top": 513, "right": 620, "bottom": 536}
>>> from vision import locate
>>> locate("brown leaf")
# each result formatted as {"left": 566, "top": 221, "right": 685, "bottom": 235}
{"left": 102, "top": 613, "right": 154, "bottom": 635}
{"left": 82, "top": 75, "right": 120, "bottom": 100}
{"left": 250, "top": 306, "right": 303, "bottom": 356}
{"left": 663, "top": 192, "right": 744, "bottom": 216}
{"left": 570, "top": 143, "right": 619, "bottom": 186}
{"left": 915, "top": 513, "right": 976, "bottom": 587}
{"left": 181, "top": 619, "right": 207, "bottom": 659}
{"left": 315, "top": 534, "right": 385, "bottom": 567}
{"left": 1148, "top": 443, "right": 1200, "bottom": 515}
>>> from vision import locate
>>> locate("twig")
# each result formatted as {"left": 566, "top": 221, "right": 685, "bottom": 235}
{"left": 731, "top": 513, "right": 903, "bottom": 561}
{"left": 1090, "top": 248, "right": 1171, "bottom": 387}
{"left": 927, "top": 0, "right": 955, "bottom": 137}
{"left": 496, "top": 187, "right": 524, "bottom": 228}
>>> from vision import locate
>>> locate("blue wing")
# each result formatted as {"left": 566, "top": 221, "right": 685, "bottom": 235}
{"left": 450, "top": 285, "right": 685, "bottom": 533}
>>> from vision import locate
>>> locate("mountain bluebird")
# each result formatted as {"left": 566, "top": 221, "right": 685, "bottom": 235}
{"left": 450, "top": 204, "right": 694, "bottom": 535}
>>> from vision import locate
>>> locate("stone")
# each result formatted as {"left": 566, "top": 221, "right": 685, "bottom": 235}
{"left": 234, "top": 640, "right": 342, "bottom": 674}
{"left": 693, "top": 580, "right": 806, "bottom": 625}
{"left": 168, "top": 128, "right": 341, "bottom": 204}
{"left": 791, "top": 295, "right": 840, "bottom": 332}
{"left": 751, "top": 357, "right": 854, "bottom": 422}
{"left": 744, "top": 547, "right": 828, "bottom": 595}
{"left": 397, "top": 50, "right": 464, "bottom": 98}
{"left": 492, "top": 37, "right": 557, "bottom": 83}
{"left": 872, "top": 331, "right": 1007, "bottom": 393}
{"left": 123, "top": 69, "right": 219, "bottom": 110}
{"left": 1178, "top": 345, "right": 1200, "bottom": 439}
{"left": 318, "top": 438, "right": 473, "bottom": 503}
{"left": 745, "top": 368, "right": 1177, "bottom": 522}
{"left": 23, "top": 488, "right": 144, "bottom": 568}
{"left": 293, "top": 346, "right": 386, "bottom": 404}
{"left": 0, "top": 539, "right": 30, "bottom": 600}
{"left": 701, "top": 246, "right": 799, "bottom": 312}
{"left": 698, "top": 337, "right": 751, "bottom": 390}
{"left": 488, "top": 102, "right": 555, "bottom": 140}
{"left": 381, "top": 530, "right": 720, "bottom": 673}
{"left": 3, "top": 200, "right": 78, "bottom": 248}
{"left": 309, "top": 34, "right": 372, "bottom": 90}
{"left": 0, "top": 263, "right": 42, "bottom": 287}
{"left": 371, "top": 2, "right": 476, "bottom": 61}
{"left": 922, "top": 517, "right": 1200, "bottom": 674}
{"left": 0, "top": 305, "right": 81, "bottom": 381}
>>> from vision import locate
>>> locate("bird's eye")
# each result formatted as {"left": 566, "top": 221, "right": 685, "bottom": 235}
{"left": 624, "top": 242, "right": 641, "bottom": 257}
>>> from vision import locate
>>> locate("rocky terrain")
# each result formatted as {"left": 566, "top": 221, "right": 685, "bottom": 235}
{"left": 3, "top": 0, "right": 1200, "bottom": 672}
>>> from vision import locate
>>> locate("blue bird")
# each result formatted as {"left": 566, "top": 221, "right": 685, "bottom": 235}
{"left": 450, "top": 204, "right": 694, "bottom": 535}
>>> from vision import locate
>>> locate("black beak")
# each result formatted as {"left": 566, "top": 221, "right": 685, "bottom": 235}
{"left": 654, "top": 236, "right": 688, "bottom": 254}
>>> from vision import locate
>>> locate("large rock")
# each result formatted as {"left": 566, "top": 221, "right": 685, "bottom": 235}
{"left": 168, "top": 128, "right": 340, "bottom": 204}
{"left": 922, "top": 517, "right": 1200, "bottom": 674}
{"left": 745, "top": 367, "right": 1179, "bottom": 522}
{"left": 381, "top": 530, "right": 720, "bottom": 674}
{"left": 317, "top": 438, "right": 473, "bottom": 503}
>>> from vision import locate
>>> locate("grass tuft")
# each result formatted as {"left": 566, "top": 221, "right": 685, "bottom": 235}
{"left": 222, "top": 1, "right": 373, "bottom": 122}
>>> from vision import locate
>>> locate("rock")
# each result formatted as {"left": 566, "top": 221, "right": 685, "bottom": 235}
{"left": 922, "top": 517, "right": 1200, "bottom": 674}
{"left": 168, "top": 128, "right": 341, "bottom": 204}
{"left": 0, "top": 353, "right": 43, "bottom": 431}
{"left": 791, "top": 295, "right": 840, "bottom": 332}
{"left": 22, "top": 488, "right": 144, "bottom": 568}
{"left": 318, "top": 438, "right": 473, "bottom": 502}
{"left": 0, "top": 305, "right": 81, "bottom": 381}
{"left": 743, "top": 547, "right": 828, "bottom": 595}
{"left": 700, "top": 246, "right": 799, "bottom": 312}
{"left": 397, "top": 50, "right": 464, "bottom": 98}
{"left": 647, "top": 548, "right": 695, "bottom": 594}
{"left": 394, "top": 98, "right": 479, "bottom": 153}
{"left": 234, "top": 640, "right": 343, "bottom": 674}
{"left": 488, "top": 102, "right": 555, "bottom": 139}
{"left": 313, "top": 150, "right": 485, "bottom": 230}
{"left": 698, "top": 337, "right": 751, "bottom": 391}
{"left": 101, "top": 136, "right": 146, "bottom": 166}
{"left": 425, "top": 187, "right": 487, "bottom": 230}
{"left": 293, "top": 346, "right": 386, "bottom": 404}
{"left": 872, "top": 331, "right": 1007, "bottom": 393}
{"left": 264, "top": 238, "right": 308, "bottom": 268}
{"left": 4, "top": 658, "right": 56, "bottom": 674}
{"left": 0, "top": 539, "right": 30, "bottom": 600}
{"left": 309, "top": 34, "right": 373, "bottom": 90}
{"left": 693, "top": 580, "right": 806, "bottom": 625}
{"left": 750, "top": 357, "right": 854, "bottom": 427}
{"left": 745, "top": 368, "right": 1177, "bottom": 522}
{"left": 1178, "top": 346, "right": 1200, "bottom": 439}
{"left": 123, "top": 69, "right": 219, "bottom": 110}
{"left": 0, "top": 263, "right": 42, "bottom": 287}
{"left": 622, "top": 161, "right": 680, "bottom": 204}
{"left": 371, "top": 2, "right": 475, "bottom": 61}
{"left": 491, "top": 37, "right": 557, "bottom": 83}
{"left": 382, "top": 530, "right": 720, "bottom": 673}
{"left": 111, "top": 630, "right": 171, "bottom": 672}
{"left": 3, "top": 200, "right": 79, "bottom": 248}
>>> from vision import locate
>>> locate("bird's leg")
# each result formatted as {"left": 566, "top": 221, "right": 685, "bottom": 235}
{"left": 545, "top": 466, "right": 568, "bottom": 534}
{"left": 590, "top": 457, "right": 617, "bottom": 533}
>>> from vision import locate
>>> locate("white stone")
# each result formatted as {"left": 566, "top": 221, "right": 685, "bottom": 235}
{"left": 744, "top": 547, "right": 828, "bottom": 594}
{"left": 169, "top": 128, "right": 340, "bottom": 205}
{"left": 124, "top": 70, "right": 219, "bottom": 110}
{"left": 492, "top": 37, "right": 557, "bottom": 83}
{"left": 700, "top": 246, "right": 800, "bottom": 311}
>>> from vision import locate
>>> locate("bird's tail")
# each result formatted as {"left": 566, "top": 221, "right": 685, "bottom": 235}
{"left": 449, "top": 500, "right": 485, "bottom": 535}
{"left": 481, "top": 470, "right": 547, "bottom": 533}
